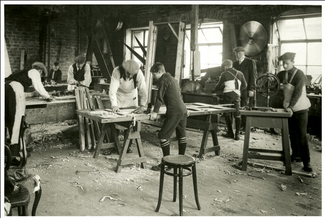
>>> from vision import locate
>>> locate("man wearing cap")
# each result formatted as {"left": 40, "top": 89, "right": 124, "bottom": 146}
{"left": 276, "top": 52, "right": 312, "bottom": 172}
{"left": 67, "top": 54, "right": 92, "bottom": 90}
{"left": 109, "top": 59, "right": 148, "bottom": 114}
{"left": 5, "top": 62, "right": 53, "bottom": 166}
{"left": 233, "top": 46, "right": 257, "bottom": 130}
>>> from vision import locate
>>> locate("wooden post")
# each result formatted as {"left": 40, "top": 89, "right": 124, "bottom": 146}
{"left": 144, "top": 21, "right": 158, "bottom": 108}
{"left": 20, "top": 50, "right": 25, "bottom": 70}
{"left": 191, "top": 5, "right": 199, "bottom": 81}
{"left": 174, "top": 22, "right": 186, "bottom": 86}
{"left": 75, "top": 88, "right": 85, "bottom": 151}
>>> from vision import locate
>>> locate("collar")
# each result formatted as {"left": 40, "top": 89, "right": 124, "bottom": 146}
{"left": 239, "top": 56, "right": 245, "bottom": 64}
{"left": 287, "top": 66, "right": 296, "bottom": 74}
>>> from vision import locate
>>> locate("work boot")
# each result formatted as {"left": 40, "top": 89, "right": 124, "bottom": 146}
{"left": 291, "top": 155, "right": 301, "bottom": 162}
{"left": 234, "top": 118, "right": 241, "bottom": 140}
{"left": 303, "top": 162, "right": 313, "bottom": 172}
{"left": 222, "top": 116, "right": 234, "bottom": 138}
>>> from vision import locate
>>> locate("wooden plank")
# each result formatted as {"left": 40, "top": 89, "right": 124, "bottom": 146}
{"left": 75, "top": 88, "right": 85, "bottom": 151}
{"left": 174, "top": 22, "right": 185, "bottom": 85}
{"left": 248, "top": 154, "right": 283, "bottom": 161}
{"left": 250, "top": 117, "right": 283, "bottom": 128}
{"left": 248, "top": 148, "right": 283, "bottom": 154}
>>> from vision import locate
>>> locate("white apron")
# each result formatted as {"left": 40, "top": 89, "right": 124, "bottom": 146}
{"left": 116, "top": 78, "right": 138, "bottom": 108}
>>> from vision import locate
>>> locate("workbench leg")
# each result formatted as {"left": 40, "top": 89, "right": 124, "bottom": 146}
{"left": 116, "top": 129, "right": 131, "bottom": 173}
{"left": 135, "top": 138, "right": 146, "bottom": 169}
{"left": 241, "top": 117, "right": 252, "bottom": 171}
{"left": 281, "top": 119, "right": 292, "bottom": 175}
{"left": 110, "top": 124, "right": 122, "bottom": 155}
{"left": 210, "top": 130, "right": 220, "bottom": 156}
{"left": 93, "top": 124, "right": 107, "bottom": 158}
{"left": 198, "top": 129, "right": 209, "bottom": 158}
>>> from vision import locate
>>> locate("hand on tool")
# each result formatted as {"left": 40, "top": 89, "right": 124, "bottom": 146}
{"left": 46, "top": 96, "right": 55, "bottom": 102}
{"left": 112, "top": 106, "right": 120, "bottom": 113}
{"left": 133, "top": 106, "right": 146, "bottom": 114}
{"left": 248, "top": 90, "right": 255, "bottom": 97}
{"left": 150, "top": 112, "right": 158, "bottom": 120}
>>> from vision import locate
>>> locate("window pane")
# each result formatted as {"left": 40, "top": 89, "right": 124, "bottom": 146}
{"left": 307, "top": 43, "right": 322, "bottom": 65}
{"left": 306, "top": 66, "right": 322, "bottom": 84}
{"left": 278, "top": 19, "right": 306, "bottom": 40}
{"left": 133, "top": 31, "right": 144, "bottom": 47}
{"left": 199, "top": 45, "right": 222, "bottom": 69}
{"left": 132, "top": 48, "right": 144, "bottom": 66}
{"left": 198, "top": 28, "right": 222, "bottom": 44}
{"left": 280, "top": 43, "right": 306, "bottom": 65}
{"left": 304, "top": 17, "right": 322, "bottom": 39}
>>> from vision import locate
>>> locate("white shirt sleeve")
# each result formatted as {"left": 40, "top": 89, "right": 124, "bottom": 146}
{"left": 136, "top": 71, "right": 148, "bottom": 107}
{"left": 28, "top": 69, "right": 50, "bottom": 99}
{"left": 67, "top": 65, "right": 77, "bottom": 85}
{"left": 109, "top": 67, "right": 120, "bottom": 107}
{"left": 80, "top": 64, "right": 92, "bottom": 87}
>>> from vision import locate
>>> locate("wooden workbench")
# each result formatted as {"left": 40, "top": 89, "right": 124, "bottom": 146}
{"left": 76, "top": 103, "right": 235, "bottom": 173}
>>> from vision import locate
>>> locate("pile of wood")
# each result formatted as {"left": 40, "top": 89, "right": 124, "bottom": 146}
{"left": 74, "top": 87, "right": 113, "bottom": 151}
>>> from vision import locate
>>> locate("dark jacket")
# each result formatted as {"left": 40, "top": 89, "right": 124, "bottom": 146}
{"left": 5, "top": 70, "right": 32, "bottom": 91}
{"left": 48, "top": 69, "right": 62, "bottom": 82}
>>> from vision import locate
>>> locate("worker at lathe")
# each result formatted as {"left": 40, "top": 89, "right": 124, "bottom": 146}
{"left": 67, "top": 54, "right": 92, "bottom": 90}
{"left": 109, "top": 59, "right": 148, "bottom": 114}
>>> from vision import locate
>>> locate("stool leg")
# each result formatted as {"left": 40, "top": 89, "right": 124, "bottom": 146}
{"left": 192, "top": 163, "right": 201, "bottom": 210}
{"left": 179, "top": 167, "right": 183, "bottom": 216}
{"left": 155, "top": 163, "right": 165, "bottom": 212}
{"left": 173, "top": 167, "right": 177, "bottom": 202}
{"left": 18, "top": 207, "right": 22, "bottom": 216}
{"left": 22, "top": 205, "right": 28, "bottom": 216}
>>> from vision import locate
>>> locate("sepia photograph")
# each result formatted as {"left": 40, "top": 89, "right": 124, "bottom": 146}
{"left": 2, "top": 1, "right": 323, "bottom": 216}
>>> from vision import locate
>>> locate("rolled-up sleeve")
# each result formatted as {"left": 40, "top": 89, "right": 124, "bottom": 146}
{"left": 67, "top": 65, "right": 77, "bottom": 85}
{"left": 28, "top": 69, "right": 50, "bottom": 99}
{"left": 136, "top": 71, "right": 148, "bottom": 107}
{"left": 81, "top": 64, "right": 92, "bottom": 87}
{"left": 109, "top": 67, "right": 120, "bottom": 107}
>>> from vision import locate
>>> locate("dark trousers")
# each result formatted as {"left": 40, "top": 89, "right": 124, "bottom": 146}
{"left": 240, "top": 94, "right": 249, "bottom": 129}
{"left": 288, "top": 110, "right": 310, "bottom": 163}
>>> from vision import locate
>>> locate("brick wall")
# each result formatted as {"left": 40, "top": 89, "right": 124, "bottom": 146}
{"left": 4, "top": 5, "right": 85, "bottom": 81}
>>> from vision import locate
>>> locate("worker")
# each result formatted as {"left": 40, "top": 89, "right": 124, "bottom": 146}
{"left": 109, "top": 59, "right": 148, "bottom": 114}
{"left": 276, "top": 52, "right": 312, "bottom": 172}
{"left": 199, "top": 66, "right": 223, "bottom": 88}
{"left": 215, "top": 59, "right": 247, "bottom": 140}
{"left": 233, "top": 46, "right": 257, "bottom": 131}
{"left": 67, "top": 54, "right": 92, "bottom": 90}
{"left": 149, "top": 62, "right": 188, "bottom": 171}
{"left": 48, "top": 61, "right": 62, "bottom": 85}
{"left": 5, "top": 62, "right": 54, "bottom": 166}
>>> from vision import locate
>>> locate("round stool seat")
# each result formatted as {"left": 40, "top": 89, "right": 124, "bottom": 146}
{"left": 162, "top": 154, "right": 195, "bottom": 166}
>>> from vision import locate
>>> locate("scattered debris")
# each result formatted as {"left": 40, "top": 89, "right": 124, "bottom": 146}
{"left": 280, "top": 184, "right": 287, "bottom": 191}
{"left": 99, "top": 195, "right": 119, "bottom": 202}
{"left": 248, "top": 173, "right": 266, "bottom": 180}
{"left": 225, "top": 179, "right": 232, "bottom": 184}
{"left": 295, "top": 192, "right": 307, "bottom": 196}
{"left": 72, "top": 182, "right": 84, "bottom": 191}
{"left": 75, "top": 170, "right": 100, "bottom": 175}
{"left": 297, "top": 176, "right": 304, "bottom": 183}
{"left": 260, "top": 210, "right": 268, "bottom": 214}
{"left": 214, "top": 197, "right": 232, "bottom": 203}
{"left": 137, "top": 186, "right": 143, "bottom": 191}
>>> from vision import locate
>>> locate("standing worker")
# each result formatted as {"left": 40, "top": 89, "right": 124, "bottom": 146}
{"left": 276, "top": 52, "right": 312, "bottom": 172}
{"left": 48, "top": 61, "right": 62, "bottom": 85}
{"left": 215, "top": 59, "right": 247, "bottom": 140}
{"left": 233, "top": 46, "right": 257, "bottom": 131}
{"left": 67, "top": 54, "right": 92, "bottom": 90}
{"left": 5, "top": 62, "right": 53, "bottom": 165}
{"left": 109, "top": 59, "right": 148, "bottom": 114}
{"left": 149, "top": 62, "right": 188, "bottom": 171}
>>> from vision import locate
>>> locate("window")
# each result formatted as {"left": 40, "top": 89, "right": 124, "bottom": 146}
{"left": 184, "top": 22, "right": 223, "bottom": 78}
{"left": 125, "top": 28, "right": 149, "bottom": 69}
{"left": 273, "top": 15, "right": 322, "bottom": 84}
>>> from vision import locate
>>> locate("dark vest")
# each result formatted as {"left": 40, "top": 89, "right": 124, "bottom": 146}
{"left": 119, "top": 65, "right": 137, "bottom": 89}
{"left": 5, "top": 69, "right": 32, "bottom": 91}
{"left": 72, "top": 63, "right": 85, "bottom": 81}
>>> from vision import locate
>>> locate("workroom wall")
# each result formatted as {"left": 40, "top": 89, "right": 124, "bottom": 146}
{"left": 4, "top": 5, "right": 86, "bottom": 81}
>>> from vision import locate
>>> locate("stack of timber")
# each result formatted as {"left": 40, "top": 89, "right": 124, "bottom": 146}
{"left": 75, "top": 87, "right": 114, "bottom": 152}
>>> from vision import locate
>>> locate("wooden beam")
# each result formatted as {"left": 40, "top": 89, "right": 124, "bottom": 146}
{"left": 174, "top": 22, "right": 186, "bottom": 86}
{"left": 167, "top": 23, "right": 179, "bottom": 41}
{"left": 144, "top": 21, "right": 158, "bottom": 107}
{"left": 191, "top": 5, "right": 199, "bottom": 80}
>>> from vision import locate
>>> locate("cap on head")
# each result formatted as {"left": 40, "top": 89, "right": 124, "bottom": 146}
{"left": 278, "top": 52, "right": 296, "bottom": 61}
{"left": 75, "top": 55, "right": 86, "bottom": 65}
{"left": 54, "top": 62, "right": 59, "bottom": 66}
{"left": 32, "top": 62, "right": 48, "bottom": 75}
{"left": 150, "top": 62, "right": 165, "bottom": 73}
{"left": 233, "top": 46, "right": 246, "bottom": 53}
{"left": 122, "top": 59, "right": 140, "bottom": 75}
{"left": 221, "top": 59, "right": 233, "bottom": 69}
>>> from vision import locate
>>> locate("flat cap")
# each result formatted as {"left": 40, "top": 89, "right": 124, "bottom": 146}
{"left": 233, "top": 46, "right": 246, "bottom": 52}
{"left": 32, "top": 62, "right": 48, "bottom": 75}
{"left": 122, "top": 59, "right": 140, "bottom": 75}
{"left": 278, "top": 52, "right": 296, "bottom": 61}
{"left": 75, "top": 55, "right": 86, "bottom": 65}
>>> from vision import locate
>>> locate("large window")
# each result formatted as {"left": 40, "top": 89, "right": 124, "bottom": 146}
{"left": 273, "top": 15, "right": 322, "bottom": 84}
{"left": 184, "top": 22, "right": 223, "bottom": 78}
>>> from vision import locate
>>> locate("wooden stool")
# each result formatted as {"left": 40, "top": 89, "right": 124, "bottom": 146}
{"left": 155, "top": 155, "right": 201, "bottom": 216}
